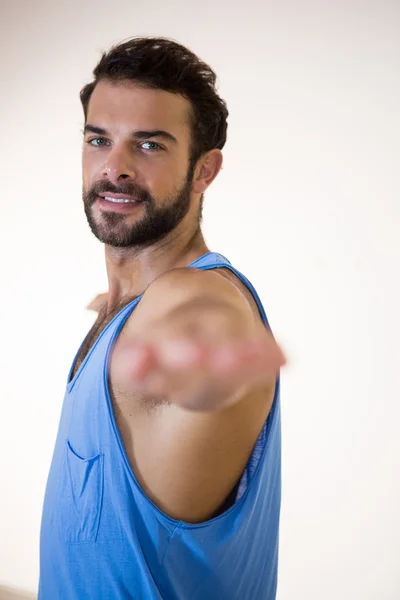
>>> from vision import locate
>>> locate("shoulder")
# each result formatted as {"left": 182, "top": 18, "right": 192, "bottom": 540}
{"left": 147, "top": 266, "right": 245, "bottom": 299}
{"left": 140, "top": 266, "right": 258, "bottom": 323}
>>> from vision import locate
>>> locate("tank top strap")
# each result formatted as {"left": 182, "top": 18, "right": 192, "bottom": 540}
{"left": 188, "top": 252, "right": 271, "bottom": 330}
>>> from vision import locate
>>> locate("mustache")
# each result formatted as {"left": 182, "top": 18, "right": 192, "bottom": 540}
{"left": 84, "top": 180, "right": 152, "bottom": 206}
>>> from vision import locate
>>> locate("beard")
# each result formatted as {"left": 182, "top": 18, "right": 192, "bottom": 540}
{"left": 82, "top": 166, "right": 196, "bottom": 248}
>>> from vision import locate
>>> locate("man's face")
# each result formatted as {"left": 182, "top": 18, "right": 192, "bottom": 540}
{"left": 82, "top": 80, "right": 197, "bottom": 248}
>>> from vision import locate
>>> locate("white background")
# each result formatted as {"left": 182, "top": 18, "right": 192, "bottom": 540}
{"left": 0, "top": 0, "right": 399, "bottom": 598}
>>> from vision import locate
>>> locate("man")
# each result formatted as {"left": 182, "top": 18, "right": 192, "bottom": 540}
{"left": 39, "top": 37, "right": 286, "bottom": 600}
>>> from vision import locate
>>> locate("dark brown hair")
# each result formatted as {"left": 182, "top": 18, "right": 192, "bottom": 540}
{"left": 80, "top": 37, "right": 229, "bottom": 168}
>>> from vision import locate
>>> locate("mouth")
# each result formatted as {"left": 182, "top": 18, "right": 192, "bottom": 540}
{"left": 98, "top": 192, "right": 144, "bottom": 202}
{"left": 103, "top": 196, "right": 138, "bottom": 204}
{"left": 96, "top": 195, "right": 145, "bottom": 213}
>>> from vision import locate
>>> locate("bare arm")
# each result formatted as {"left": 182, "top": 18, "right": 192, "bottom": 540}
{"left": 111, "top": 268, "right": 285, "bottom": 412}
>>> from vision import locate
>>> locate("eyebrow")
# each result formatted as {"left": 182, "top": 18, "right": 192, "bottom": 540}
{"left": 83, "top": 124, "right": 178, "bottom": 144}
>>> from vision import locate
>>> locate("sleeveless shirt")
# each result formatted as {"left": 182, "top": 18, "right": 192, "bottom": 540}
{"left": 39, "top": 252, "right": 282, "bottom": 599}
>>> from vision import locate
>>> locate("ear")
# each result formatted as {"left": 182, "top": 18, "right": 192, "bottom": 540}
{"left": 192, "top": 149, "right": 223, "bottom": 195}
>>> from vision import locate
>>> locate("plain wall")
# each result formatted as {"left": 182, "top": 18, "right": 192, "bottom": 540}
{"left": 0, "top": 0, "right": 399, "bottom": 598}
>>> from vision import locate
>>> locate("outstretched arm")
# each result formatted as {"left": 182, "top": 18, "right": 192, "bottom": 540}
{"left": 111, "top": 268, "right": 286, "bottom": 412}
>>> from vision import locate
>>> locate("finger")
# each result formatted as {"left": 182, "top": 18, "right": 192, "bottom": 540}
{"left": 156, "top": 339, "right": 206, "bottom": 370}
{"left": 209, "top": 338, "right": 286, "bottom": 381}
{"left": 147, "top": 336, "right": 284, "bottom": 394}
{"left": 118, "top": 344, "right": 157, "bottom": 381}
{"left": 141, "top": 342, "right": 278, "bottom": 403}
{"left": 213, "top": 338, "right": 285, "bottom": 369}
{"left": 120, "top": 343, "right": 197, "bottom": 396}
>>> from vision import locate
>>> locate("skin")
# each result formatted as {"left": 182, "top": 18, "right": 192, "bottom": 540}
{"left": 82, "top": 80, "right": 217, "bottom": 300}
{"left": 82, "top": 80, "right": 286, "bottom": 523}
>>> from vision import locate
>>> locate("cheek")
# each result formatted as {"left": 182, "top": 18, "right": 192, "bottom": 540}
{"left": 147, "top": 163, "right": 188, "bottom": 197}
{"left": 82, "top": 153, "right": 98, "bottom": 187}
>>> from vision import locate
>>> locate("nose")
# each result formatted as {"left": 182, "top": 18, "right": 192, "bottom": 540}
{"left": 101, "top": 146, "right": 137, "bottom": 185}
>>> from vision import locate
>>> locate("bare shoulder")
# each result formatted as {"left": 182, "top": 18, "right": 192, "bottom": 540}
{"left": 214, "top": 267, "right": 264, "bottom": 322}
{"left": 150, "top": 265, "right": 263, "bottom": 323}
{"left": 127, "top": 266, "right": 257, "bottom": 335}
{"left": 147, "top": 266, "right": 255, "bottom": 309}
{"left": 108, "top": 264, "right": 278, "bottom": 522}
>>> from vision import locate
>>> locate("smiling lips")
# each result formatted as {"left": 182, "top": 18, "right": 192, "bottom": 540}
{"left": 98, "top": 193, "right": 143, "bottom": 204}
{"left": 96, "top": 193, "right": 145, "bottom": 214}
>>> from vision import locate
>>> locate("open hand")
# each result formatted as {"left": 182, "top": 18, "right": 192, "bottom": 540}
{"left": 113, "top": 323, "right": 287, "bottom": 412}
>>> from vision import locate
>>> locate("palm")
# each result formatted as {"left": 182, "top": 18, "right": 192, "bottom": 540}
{"left": 113, "top": 326, "right": 285, "bottom": 412}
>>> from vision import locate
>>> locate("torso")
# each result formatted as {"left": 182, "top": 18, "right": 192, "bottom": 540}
{"left": 71, "top": 268, "right": 276, "bottom": 523}
{"left": 70, "top": 296, "right": 139, "bottom": 381}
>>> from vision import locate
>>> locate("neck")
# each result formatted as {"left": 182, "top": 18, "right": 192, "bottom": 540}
{"left": 104, "top": 223, "right": 209, "bottom": 313}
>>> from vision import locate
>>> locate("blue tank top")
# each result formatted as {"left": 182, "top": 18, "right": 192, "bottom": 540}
{"left": 39, "top": 252, "right": 282, "bottom": 600}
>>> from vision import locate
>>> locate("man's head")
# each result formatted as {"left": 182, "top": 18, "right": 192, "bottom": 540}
{"left": 80, "top": 37, "right": 228, "bottom": 248}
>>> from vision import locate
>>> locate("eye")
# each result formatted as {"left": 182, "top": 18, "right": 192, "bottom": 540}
{"left": 87, "top": 137, "right": 110, "bottom": 147}
{"left": 141, "top": 141, "right": 162, "bottom": 152}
